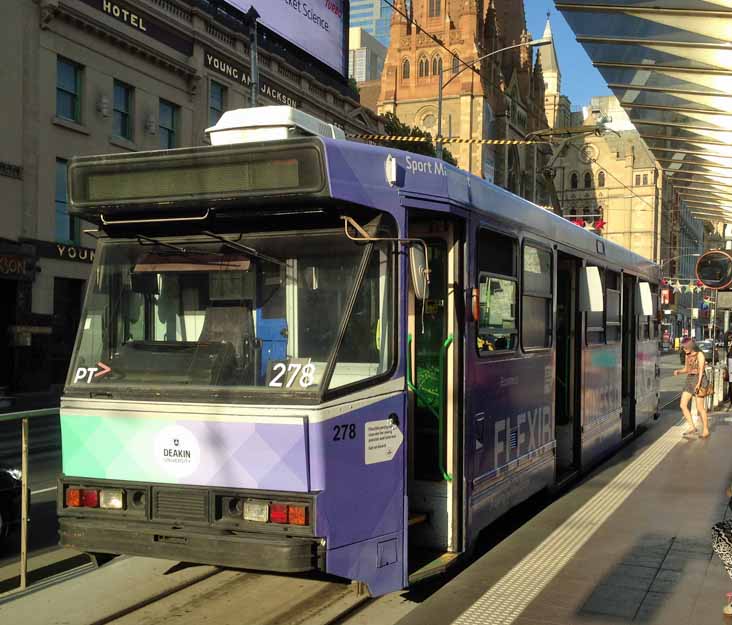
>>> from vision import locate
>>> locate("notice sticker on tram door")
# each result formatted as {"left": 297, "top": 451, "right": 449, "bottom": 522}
{"left": 364, "top": 419, "right": 404, "bottom": 465}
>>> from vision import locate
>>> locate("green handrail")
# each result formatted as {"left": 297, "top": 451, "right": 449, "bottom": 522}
{"left": 406, "top": 334, "right": 453, "bottom": 481}
{"left": 438, "top": 335, "right": 453, "bottom": 482}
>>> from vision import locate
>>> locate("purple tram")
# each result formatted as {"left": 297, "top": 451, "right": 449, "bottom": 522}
{"left": 57, "top": 107, "right": 660, "bottom": 596}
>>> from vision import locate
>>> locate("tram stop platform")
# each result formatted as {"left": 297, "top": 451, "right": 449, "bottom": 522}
{"left": 398, "top": 402, "right": 732, "bottom": 625}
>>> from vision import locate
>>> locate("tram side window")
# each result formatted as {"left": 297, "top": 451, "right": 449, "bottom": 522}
{"left": 477, "top": 229, "right": 517, "bottom": 354}
{"left": 586, "top": 267, "right": 606, "bottom": 345}
{"left": 522, "top": 244, "right": 552, "bottom": 349}
{"left": 606, "top": 271, "right": 621, "bottom": 343}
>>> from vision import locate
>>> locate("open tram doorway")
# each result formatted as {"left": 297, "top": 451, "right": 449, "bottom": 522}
{"left": 406, "top": 215, "right": 462, "bottom": 583}
{"left": 621, "top": 275, "right": 636, "bottom": 437}
{"left": 555, "top": 253, "right": 582, "bottom": 482}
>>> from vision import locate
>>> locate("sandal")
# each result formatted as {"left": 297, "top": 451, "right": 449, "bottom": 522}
{"left": 699, "top": 432, "right": 711, "bottom": 439}
{"left": 682, "top": 429, "right": 698, "bottom": 438}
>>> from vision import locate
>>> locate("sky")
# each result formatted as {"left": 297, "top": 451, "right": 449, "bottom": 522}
{"left": 524, "top": 0, "right": 611, "bottom": 109}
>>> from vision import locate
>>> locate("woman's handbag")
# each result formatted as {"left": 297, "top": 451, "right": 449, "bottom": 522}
{"left": 696, "top": 378, "right": 714, "bottom": 397}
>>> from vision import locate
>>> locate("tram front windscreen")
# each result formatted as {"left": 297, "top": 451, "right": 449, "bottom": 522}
{"left": 68, "top": 229, "right": 394, "bottom": 398}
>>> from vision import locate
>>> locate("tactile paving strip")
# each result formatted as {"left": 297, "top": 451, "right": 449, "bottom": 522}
{"left": 453, "top": 424, "right": 684, "bottom": 625}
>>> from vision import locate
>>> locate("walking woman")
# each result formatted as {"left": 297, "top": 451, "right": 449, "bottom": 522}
{"left": 673, "top": 338, "right": 711, "bottom": 438}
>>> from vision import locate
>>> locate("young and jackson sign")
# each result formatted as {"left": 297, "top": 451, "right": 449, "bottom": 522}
{"left": 204, "top": 50, "right": 299, "bottom": 108}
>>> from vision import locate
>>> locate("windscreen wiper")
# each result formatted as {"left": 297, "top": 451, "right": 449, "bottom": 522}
{"left": 201, "top": 231, "right": 286, "bottom": 267}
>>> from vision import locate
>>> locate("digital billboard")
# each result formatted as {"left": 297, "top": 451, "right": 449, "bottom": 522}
{"left": 223, "top": 0, "right": 347, "bottom": 76}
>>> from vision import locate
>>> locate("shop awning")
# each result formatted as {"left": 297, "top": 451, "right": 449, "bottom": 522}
{"left": 556, "top": 1, "right": 732, "bottom": 222}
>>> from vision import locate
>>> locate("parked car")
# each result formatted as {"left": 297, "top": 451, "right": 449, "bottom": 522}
{"left": 0, "top": 463, "right": 22, "bottom": 542}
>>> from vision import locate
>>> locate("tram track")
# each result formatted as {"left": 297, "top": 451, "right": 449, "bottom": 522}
{"left": 82, "top": 564, "right": 371, "bottom": 625}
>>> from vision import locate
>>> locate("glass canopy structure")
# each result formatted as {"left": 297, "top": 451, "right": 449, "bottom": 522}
{"left": 555, "top": 1, "right": 732, "bottom": 223}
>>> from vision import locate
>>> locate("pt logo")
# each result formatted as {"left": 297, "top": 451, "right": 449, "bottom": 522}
{"left": 73, "top": 362, "right": 112, "bottom": 384}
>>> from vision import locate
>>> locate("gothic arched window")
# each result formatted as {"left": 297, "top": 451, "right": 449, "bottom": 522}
{"left": 428, "top": 0, "right": 440, "bottom": 18}
{"left": 598, "top": 171, "right": 605, "bottom": 187}
{"left": 571, "top": 173, "right": 578, "bottom": 189}
{"left": 402, "top": 58, "right": 410, "bottom": 80}
{"left": 584, "top": 172, "right": 592, "bottom": 189}
{"left": 452, "top": 54, "right": 459, "bottom": 75}
{"left": 418, "top": 56, "right": 429, "bottom": 78}
{"left": 432, "top": 56, "right": 442, "bottom": 77}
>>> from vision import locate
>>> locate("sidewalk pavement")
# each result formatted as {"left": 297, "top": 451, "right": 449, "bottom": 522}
{"left": 398, "top": 363, "right": 732, "bottom": 625}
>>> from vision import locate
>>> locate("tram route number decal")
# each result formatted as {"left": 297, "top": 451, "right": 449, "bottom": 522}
{"left": 333, "top": 423, "right": 356, "bottom": 441}
{"left": 268, "top": 362, "right": 316, "bottom": 388}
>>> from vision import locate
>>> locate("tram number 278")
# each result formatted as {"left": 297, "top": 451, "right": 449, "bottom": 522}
{"left": 333, "top": 424, "right": 357, "bottom": 441}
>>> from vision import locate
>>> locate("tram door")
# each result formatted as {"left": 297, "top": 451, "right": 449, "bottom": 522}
{"left": 555, "top": 253, "right": 582, "bottom": 480}
{"left": 406, "top": 217, "right": 462, "bottom": 581}
{"left": 621, "top": 275, "right": 636, "bottom": 436}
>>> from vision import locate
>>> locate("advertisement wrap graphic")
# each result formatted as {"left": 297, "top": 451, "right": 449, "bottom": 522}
{"left": 61, "top": 414, "right": 309, "bottom": 491}
{"left": 221, "top": 0, "right": 346, "bottom": 75}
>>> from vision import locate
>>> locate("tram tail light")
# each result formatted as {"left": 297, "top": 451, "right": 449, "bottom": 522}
{"left": 100, "top": 489, "right": 125, "bottom": 510}
{"left": 81, "top": 489, "right": 99, "bottom": 508}
{"left": 243, "top": 500, "right": 269, "bottom": 523}
{"left": 287, "top": 505, "right": 308, "bottom": 526}
{"left": 269, "top": 503, "right": 289, "bottom": 524}
{"left": 65, "top": 488, "right": 82, "bottom": 507}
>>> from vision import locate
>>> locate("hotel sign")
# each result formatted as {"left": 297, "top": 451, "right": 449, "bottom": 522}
{"left": 79, "top": 0, "right": 194, "bottom": 56}
{"left": 204, "top": 49, "right": 300, "bottom": 108}
{"left": 0, "top": 256, "right": 27, "bottom": 277}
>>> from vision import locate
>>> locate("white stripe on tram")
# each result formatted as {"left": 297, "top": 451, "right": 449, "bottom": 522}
{"left": 31, "top": 486, "right": 57, "bottom": 495}
{"left": 452, "top": 423, "right": 684, "bottom": 625}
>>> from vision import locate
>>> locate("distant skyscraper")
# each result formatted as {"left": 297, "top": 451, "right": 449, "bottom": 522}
{"left": 350, "top": 0, "right": 393, "bottom": 47}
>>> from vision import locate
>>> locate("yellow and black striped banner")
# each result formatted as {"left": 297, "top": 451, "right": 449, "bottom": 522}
{"left": 346, "top": 134, "right": 550, "bottom": 145}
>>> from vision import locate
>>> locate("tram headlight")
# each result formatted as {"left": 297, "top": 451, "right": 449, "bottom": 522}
{"left": 243, "top": 499, "right": 269, "bottom": 523}
{"left": 100, "top": 489, "right": 125, "bottom": 510}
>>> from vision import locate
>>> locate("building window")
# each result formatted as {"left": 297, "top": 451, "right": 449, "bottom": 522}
{"left": 452, "top": 55, "right": 459, "bottom": 75}
{"left": 642, "top": 173, "right": 648, "bottom": 186}
{"left": 477, "top": 229, "right": 518, "bottom": 354}
{"left": 432, "top": 56, "right": 442, "bottom": 77}
{"left": 522, "top": 245, "right": 553, "bottom": 349}
{"left": 584, "top": 172, "right": 592, "bottom": 189}
{"left": 55, "top": 159, "right": 79, "bottom": 244}
{"left": 56, "top": 57, "right": 81, "bottom": 122}
{"left": 635, "top": 173, "right": 641, "bottom": 186}
{"left": 402, "top": 58, "right": 410, "bottom": 79}
{"left": 418, "top": 56, "right": 429, "bottom": 78}
{"left": 159, "top": 99, "right": 178, "bottom": 149}
{"left": 571, "top": 173, "right": 578, "bottom": 189}
{"left": 113, "top": 80, "right": 133, "bottom": 140}
{"left": 428, "top": 0, "right": 441, "bottom": 17}
{"left": 598, "top": 171, "right": 605, "bottom": 187}
{"left": 209, "top": 81, "right": 226, "bottom": 127}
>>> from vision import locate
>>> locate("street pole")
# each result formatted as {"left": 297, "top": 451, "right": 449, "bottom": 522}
{"left": 247, "top": 7, "right": 260, "bottom": 108}
{"left": 437, "top": 71, "right": 443, "bottom": 161}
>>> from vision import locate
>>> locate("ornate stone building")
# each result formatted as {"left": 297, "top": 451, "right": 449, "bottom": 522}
{"left": 377, "top": 0, "right": 551, "bottom": 203}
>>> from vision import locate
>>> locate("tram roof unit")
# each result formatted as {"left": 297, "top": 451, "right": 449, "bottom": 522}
{"left": 68, "top": 106, "right": 658, "bottom": 282}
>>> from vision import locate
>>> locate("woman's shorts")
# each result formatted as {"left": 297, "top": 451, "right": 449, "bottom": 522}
{"left": 683, "top": 374, "right": 707, "bottom": 395}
